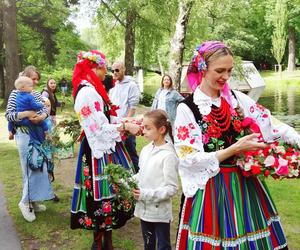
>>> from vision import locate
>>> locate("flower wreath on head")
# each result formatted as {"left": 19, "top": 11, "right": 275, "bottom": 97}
{"left": 77, "top": 51, "right": 106, "bottom": 68}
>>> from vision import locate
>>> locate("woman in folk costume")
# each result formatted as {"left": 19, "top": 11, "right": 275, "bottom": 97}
{"left": 70, "top": 50, "right": 141, "bottom": 250}
{"left": 175, "top": 41, "right": 299, "bottom": 249}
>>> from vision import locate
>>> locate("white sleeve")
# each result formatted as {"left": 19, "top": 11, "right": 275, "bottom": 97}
{"left": 139, "top": 154, "right": 179, "bottom": 202}
{"left": 174, "top": 103, "right": 220, "bottom": 197}
{"left": 234, "top": 90, "right": 300, "bottom": 147}
{"left": 74, "top": 86, "right": 122, "bottom": 159}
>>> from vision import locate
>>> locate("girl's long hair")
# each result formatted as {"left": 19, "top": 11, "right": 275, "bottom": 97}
{"left": 44, "top": 78, "right": 57, "bottom": 115}
{"left": 144, "top": 109, "right": 174, "bottom": 143}
{"left": 160, "top": 74, "right": 173, "bottom": 90}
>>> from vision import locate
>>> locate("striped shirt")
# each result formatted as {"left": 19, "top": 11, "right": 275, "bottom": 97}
{"left": 5, "top": 90, "right": 49, "bottom": 129}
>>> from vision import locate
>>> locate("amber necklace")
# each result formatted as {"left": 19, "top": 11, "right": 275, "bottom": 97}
{"left": 207, "top": 97, "right": 231, "bottom": 132}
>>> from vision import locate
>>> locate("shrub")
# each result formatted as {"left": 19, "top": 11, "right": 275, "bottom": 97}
{"left": 140, "top": 92, "right": 154, "bottom": 107}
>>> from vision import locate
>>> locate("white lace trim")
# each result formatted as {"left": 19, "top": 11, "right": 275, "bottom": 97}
{"left": 188, "top": 228, "right": 271, "bottom": 247}
{"left": 193, "top": 88, "right": 238, "bottom": 115}
{"left": 176, "top": 197, "right": 188, "bottom": 250}
{"left": 178, "top": 215, "right": 283, "bottom": 247}
{"left": 180, "top": 152, "right": 219, "bottom": 197}
{"left": 274, "top": 243, "right": 288, "bottom": 250}
{"left": 267, "top": 215, "right": 280, "bottom": 226}
{"left": 88, "top": 124, "right": 121, "bottom": 159}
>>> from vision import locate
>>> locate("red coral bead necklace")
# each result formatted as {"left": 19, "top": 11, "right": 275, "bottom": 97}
{"left": 207, "top": 97, "right": 231, "bottom": 132}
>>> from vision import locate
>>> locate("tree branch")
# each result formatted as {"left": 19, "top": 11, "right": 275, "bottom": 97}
{"left": 100, "top": 0, "right": 126, "bottom": 27}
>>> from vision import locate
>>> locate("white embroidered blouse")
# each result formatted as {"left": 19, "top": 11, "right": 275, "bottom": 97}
{"left": 74, "top": 80, "right": 122, "bottom": 159}
{"left": 174, "top": 87, "right": 300, "bottom": 197}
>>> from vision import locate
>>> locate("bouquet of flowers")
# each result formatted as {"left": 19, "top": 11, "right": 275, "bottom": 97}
{"left": 236, "top": 117, "right": 300, "bottom": 179}
{"left": 104, "top": 163, "right": 137, "bottom": 229}
{"left": 104, "top": 163, "right": 137, "bottom": 212}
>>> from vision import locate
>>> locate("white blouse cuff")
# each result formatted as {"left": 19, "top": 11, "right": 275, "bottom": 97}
{"left": 180, "top": 152, "right": 219, "bottom": 197}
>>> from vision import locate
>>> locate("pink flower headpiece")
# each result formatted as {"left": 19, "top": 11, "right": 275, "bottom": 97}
{"left": 187, "top": 41, "right": 234, "bottom": 112}
{"left": 187, "top": 41, "right": 227, "bottom": 91}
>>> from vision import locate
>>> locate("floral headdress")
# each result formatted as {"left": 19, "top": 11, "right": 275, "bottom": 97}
{"left": 187, "top": 41, "right": 234, "bottom": 112}
{"left": 77, "top": 51, "right": 106, "bottom": 68}
{"left": 187, "top": 41, "right": 227, "bottom": 91}
{"left": 72, "top": 50, "right": 110, "bottom": 105}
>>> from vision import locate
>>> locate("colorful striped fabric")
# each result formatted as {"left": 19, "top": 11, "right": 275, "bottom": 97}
{"left": 176, "top": 166, "right": 287, "bottom": 250}
{"left": 71, "top": 139, "right": 134, "bottom": 213}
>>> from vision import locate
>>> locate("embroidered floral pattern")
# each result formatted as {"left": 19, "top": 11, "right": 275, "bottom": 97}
{"left": 78, "top": 215, "right": 94, "bottom": 229}
{"left": 177, "top": 126, "right": 190, "bottom": 140}
{"left": 89, "top": 123, "right": 99, "bottom": 133}
{"left": 80, "top": 105, "right": 92, "bottom": 118}
{"left": 103, "top": 201, "right": 112, "bottom": 213}
{"left": 178, "top": 146, "right": 196, "bottom": 158}
{"left": 94, "top": 101, "right": 101, "bottom": 112}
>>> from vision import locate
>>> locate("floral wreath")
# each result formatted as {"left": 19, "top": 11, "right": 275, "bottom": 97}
{"left": 77, "top": 51, "right": 106, "bottom": 68}
{"left": 52, "top": 117, "right": 81, "bottom": 148}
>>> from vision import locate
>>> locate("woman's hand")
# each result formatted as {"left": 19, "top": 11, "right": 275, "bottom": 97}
{"left": 233, "top": 133, "right": 267, "bottom": 154}
{"left": 216, "top": 133, "right": 267, "bottom": 163}
{"left": 133, "top": 188, "right": 140, "bottom": 200}
{"left": 29, "top": 113, "right": 47, "bottom": 124}
{"left": 125, "top": 122, "right": 142, "bottom": 135}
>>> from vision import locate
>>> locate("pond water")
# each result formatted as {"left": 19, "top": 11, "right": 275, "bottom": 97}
{"left": 258, "top": 80, "right": 300, "bottom": 133}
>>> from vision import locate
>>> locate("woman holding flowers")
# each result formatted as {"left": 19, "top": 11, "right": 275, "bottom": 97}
{"left": 70, "top": 50, "right": 141, "bottom": 250}
{"left": 175, "top": 41, "right": 300, "bottom": 249}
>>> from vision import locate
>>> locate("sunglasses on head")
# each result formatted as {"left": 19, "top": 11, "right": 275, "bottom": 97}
{"left": 111, "top": 68, "right": 120, "bottom": 73}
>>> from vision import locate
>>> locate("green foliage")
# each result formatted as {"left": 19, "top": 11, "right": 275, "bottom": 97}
{"left": 52, "top": 117, "right": 81, "bottom": 148}
{"left": 139, "top": 92, "right": 154, "bottom": 107}
{"left": 39, "top": 67, "right": 73, "bottom": 91}
{"left": 271, "top": 0, "right": 288, "bottom": 65}
{"left": 16, "top": 0, "right": 87, "bottom": 70}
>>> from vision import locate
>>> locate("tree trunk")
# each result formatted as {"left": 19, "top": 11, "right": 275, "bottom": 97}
{"left": 287, "top": 26, "right": 296, "bottom": 72}
{"left": 3, "top": 0, "right": 21, "bottom": 106}
{"left": 157, "top": 52, "right": 164, "bottom": 76}
{"left": 0, "top": 1, "right": 5, "bottom": 98}
{"left": 124, "top": 8, "right": 136, "bottom": 76}
{"left": 168, "top": 0, "right": 194, "bottom": 89}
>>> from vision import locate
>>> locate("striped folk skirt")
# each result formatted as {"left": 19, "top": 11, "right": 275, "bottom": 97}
{"left": 70, "top": 137, "right": 135, "bottom": 231}
{"left": 176, "top": 166, "right": 287, "bottom": 250}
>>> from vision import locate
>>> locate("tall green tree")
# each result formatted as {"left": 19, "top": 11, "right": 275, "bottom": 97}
{"left": 3, "top": 0, "right": 21, "bottom": 106}
{"left": 0, "top": 0, "right": 4, "bottom": 98}
{"left": 94, "top": 0, "right": 177, "bottom": 74}
{"left": 287, "top": 0, "right": 300, "bottom": 71}
{"left": 271, "top": 0, "right": 288, "bottom": 73}
{"left": 169, "top": 0, "right": 194, "bottom": 87}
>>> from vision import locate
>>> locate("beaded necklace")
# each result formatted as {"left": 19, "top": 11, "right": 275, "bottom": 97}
{"left": 206, "top": 97, "right": 231, "bottom": 132}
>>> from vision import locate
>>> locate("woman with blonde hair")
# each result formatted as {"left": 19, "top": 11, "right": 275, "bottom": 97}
{"left": 175, "top": 41, "right": 294, "bottom": 249}
{"left": 5, "top": 65, "right": 54, "bottom": 222}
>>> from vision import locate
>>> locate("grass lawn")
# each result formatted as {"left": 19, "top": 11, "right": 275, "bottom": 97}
{"left": 0, "top": 70, "right": 300, "bottom": 249}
